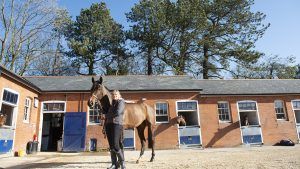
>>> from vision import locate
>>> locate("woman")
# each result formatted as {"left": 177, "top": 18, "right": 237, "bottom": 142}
{"left": 103, "top": 90, "right": 126, "bottom": 169}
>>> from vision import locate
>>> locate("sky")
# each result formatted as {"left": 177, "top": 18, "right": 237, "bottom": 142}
{"left": 57, "top": 0, "right": 300, "bottom": 63}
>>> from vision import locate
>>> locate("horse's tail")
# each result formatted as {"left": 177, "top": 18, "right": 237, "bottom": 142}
{"left": 147, "top": 120, "right": 153, "bottom": 148}
{"left": 145, "top": 104, "right": 155, "bottom": 148}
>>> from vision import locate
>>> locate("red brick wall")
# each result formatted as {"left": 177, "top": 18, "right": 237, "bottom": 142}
{"left": 0, "top": 74, "right": 39, "bottom": 152}
{"left": 200, "top": 95, "right": 299, "bottom": 148}
{"left": 37, "top": 92, "right": 300, "bottom": 150}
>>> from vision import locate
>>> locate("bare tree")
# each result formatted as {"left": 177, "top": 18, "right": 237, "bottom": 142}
{"left": 0, "top": 0, "right": 59, "bottom": 75}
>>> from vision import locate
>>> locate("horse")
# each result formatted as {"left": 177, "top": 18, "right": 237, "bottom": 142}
{"left": 88, "top": 76, "right": 156, "bottom": 163}
{"left": 0, "top": 113, "right": 7, "bottom": 127}
{"left": 175, "top": 115, "right": 186, "bottom": 126}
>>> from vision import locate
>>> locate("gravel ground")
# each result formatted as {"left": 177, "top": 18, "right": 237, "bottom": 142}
{"left": 2, "top": 145, "right": 300, "bottom": 169}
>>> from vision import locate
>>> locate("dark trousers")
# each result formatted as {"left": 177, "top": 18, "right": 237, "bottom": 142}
{"left": 105, "top": 123, "right": 123, "bottom": 152}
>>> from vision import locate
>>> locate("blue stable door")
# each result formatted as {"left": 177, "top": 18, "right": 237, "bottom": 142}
{"left": 63, "top": 112, "right": 86, "bottom": 152}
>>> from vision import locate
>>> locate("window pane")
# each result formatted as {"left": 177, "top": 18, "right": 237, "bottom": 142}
{"left": 275, "top": 101, "right": 283, "bottom": 108}
{"left": 43, "top": 103, "right": 65, "bottom": 111}
{"left": 3, "top": 90, "right": 18, "bottom": 105}
{"left": 292, "top": 101, "right": 300, "bottom": 109}
{"left": 274, "top": 101, "right": 286, "bottom": 120}
{"left": 156, "top": 103, "right": 168, "bottom": 116}
{"left": 89, "top": 103, "right": 102, "bottom": 123}
{"left": 156, "top": 116, "right": 168, "bottom": 122}
{"left": 238, "top": 102, "right": 256, "bottom": 111}
{"left": 177, "top": 102, "right": 197, "bottom": 110}
{"left": 276, "top": 113, "right": 286, "bottom": 119}
{"left": 218, "top": 102, "right": 230, "bottom": 121}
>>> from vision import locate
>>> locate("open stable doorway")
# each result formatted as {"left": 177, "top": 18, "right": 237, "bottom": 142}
{"left": 41, "top": 113, "right": 64, "bottom": 151}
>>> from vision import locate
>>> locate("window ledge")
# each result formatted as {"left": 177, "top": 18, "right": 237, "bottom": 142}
{"left": 276, "top": 119, "right": 288, "bottom": 121}
{"left": 219, "top": 121, "right": 232, "bottom": 124}
{"left": 0, "top": 125, "right": 14, "bottom": 129}
{"left": 88, "top": 123, "right": 101, "bottom": 126}
{"left": 156, "top": 121, "right": 169, "bottom": 124}
{"left": 23, "top": 121, "right": 30, "bottom": 124}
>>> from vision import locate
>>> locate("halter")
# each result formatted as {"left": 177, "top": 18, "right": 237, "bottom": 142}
{"left": 90, "top": 93, "right": 103, "bottom": 111}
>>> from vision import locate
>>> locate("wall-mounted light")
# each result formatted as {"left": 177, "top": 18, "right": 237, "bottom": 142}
{"left": 34, "top": 97, "right": 39, "bottom": 108}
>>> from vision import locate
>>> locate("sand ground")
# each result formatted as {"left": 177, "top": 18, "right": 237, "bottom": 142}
{"left": 1, "top": 145, "right": 300, "bottom": 169}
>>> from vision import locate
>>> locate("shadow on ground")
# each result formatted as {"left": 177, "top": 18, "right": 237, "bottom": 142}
{"left": 5, "top": 161, "right": 111, "bottom": 169}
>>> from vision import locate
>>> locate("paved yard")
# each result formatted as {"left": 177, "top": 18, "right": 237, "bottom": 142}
{"left": 1, "top": 145, "right": 300, "bottom": 169}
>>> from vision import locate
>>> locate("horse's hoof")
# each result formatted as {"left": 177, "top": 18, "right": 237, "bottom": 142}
{"left": 136, "top": 160, "right": 139, "bottom": 164}
{"left": 150, "top": 158, "right": 154, "bottom": 162}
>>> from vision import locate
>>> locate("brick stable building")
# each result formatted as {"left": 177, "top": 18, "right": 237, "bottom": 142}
{"left": 1, "top": 65, "right": 300, "bottom": 154}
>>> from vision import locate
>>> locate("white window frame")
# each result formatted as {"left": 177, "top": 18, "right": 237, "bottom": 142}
{"left": 237, "top": 100, "right": 262, "bottom": 127}
{"left": 1, "top": 88, "right": 20, "bottom": 152}
{"left": 217, "top": 101, "right": 231, "bottom": 123}
{"left": 38, "top": 101, "right": 66, "bottom": 151}
{"left": 1, "top": 88, "right": 19, "bottom": 107}
{"left": 42, "top": 101, "right": 66, "bottom": 113}
{"left": 176, "top": 100, "right": 200, "bottom": 127}
{"left": 155, "top": 102, "right": 169, "bottom": 123}
{"left": 88, "top": 103, "right": 102, "bottom": 125}
{"left": 0, "top": 88, "right": 20, "bottom": 128}
{"left": 23, "top": 97, "right": 31, "bottom": 123}
{"left": 274, "top": 100, "right": 287, "bottom": 120}
{"left": 291, "top": 100, "right": 300, "bottom": 124}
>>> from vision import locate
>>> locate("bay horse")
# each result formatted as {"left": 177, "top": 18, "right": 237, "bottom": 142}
{"left": 0, "top": 114, "right": 7, "bottom": 127}
{"left": 88, "top": 76, "right": 155, "bottom": 163}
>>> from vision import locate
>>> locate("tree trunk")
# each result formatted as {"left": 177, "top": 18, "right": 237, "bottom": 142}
{"left": 147, "top": 48, "right": 153, "bottom": 75}
{"left": 202, "top": 43, "right": 209, "bottom": 79}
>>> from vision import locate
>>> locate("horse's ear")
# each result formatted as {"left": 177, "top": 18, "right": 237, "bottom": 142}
{"left": 92, "top": 77, "right": 95, "bottom": 83}
{"left": 99, "top": 76, "right": 103, "bottom": 84}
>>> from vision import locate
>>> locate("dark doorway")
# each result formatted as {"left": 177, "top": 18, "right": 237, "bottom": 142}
{"left": 41, "top": 113, "right": 64, "bottom": 151}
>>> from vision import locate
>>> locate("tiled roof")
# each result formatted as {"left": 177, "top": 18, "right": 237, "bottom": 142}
{"left": 196, "top": 79, "right": 300, "bottom": 95}
{"left": 24, "top": 75, "right": 202, "bottom": 92}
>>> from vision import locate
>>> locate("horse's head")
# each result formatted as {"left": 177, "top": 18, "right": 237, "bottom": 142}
{"left": 88, "top": 76, "right": 105, "bottom": 108}
{"left": 176, "top": 115, "right": 186, "bottom": 126}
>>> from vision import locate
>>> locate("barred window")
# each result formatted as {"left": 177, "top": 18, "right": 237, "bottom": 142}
{"left": 274, "top": 100, "right": 287, "bottom": 120}
{"left": 155, "top": 102, "right": 169, "bottom": 123}
{"left": 217, "top": 102, "right": 231, "bottom": 122}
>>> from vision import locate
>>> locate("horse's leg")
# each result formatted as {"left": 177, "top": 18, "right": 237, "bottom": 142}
{"left": 147, "top": 121, "right": 155, "bottom": 162}
{"left": 136, "top": 122, "right": 146, "bottom": 164}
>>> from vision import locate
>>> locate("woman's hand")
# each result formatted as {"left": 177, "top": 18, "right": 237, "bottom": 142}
{"left": 100, "top": 114, "right": 105, "bottom": 120}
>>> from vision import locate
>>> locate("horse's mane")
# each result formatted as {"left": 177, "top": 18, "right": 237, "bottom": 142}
{"left": 99, "top": 83, "right": 112, "bottom": 114}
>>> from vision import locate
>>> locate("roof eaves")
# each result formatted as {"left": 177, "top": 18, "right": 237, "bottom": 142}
{"left": 200, "top": 93, "right": 300, "bottom": 96}
{"left": 0, "top": 65, "right": 41, "bottom": 93}
{"left": 41, "top": 89, "right": 202, "bottom": 93}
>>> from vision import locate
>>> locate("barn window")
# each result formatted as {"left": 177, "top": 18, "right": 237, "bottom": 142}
{"left": 1, "top": 89, "right": 19, "bottom": 127}
{"left": 237, "top": 101, "right": 260, "bottom": 126}
{"left": 89, "top": 103, "right": 102, "bottom": 124}
{"left": 177, "top": 101, "right": 199, "bottom": 126}
{"left": 274, "top": 100, "right": 287, "bottom": 120}
{"left": 155, "top": 102, "right": 169, "bottom": 123}
{"left": 217, "top": 102, "right": 231, "bottom": 122}
{"left": 23, "top": 98, "right": 31, "bottom": 123}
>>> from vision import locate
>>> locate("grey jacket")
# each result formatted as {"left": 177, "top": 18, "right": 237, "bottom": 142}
{"left": 105, "top": 98, "right": 125, "bottom": 125}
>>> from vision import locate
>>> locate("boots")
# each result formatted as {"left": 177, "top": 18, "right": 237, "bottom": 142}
{"left": 107, "top": 150, "right": 118, "bottom": 169}
{"left": 116, "top": 149, "right": 126, "bottom": 169}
